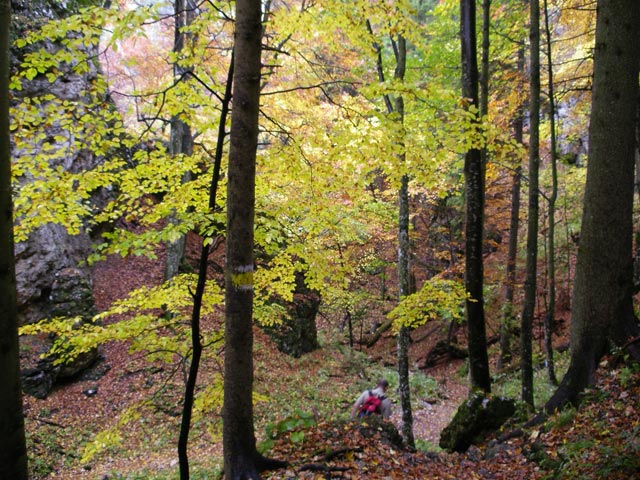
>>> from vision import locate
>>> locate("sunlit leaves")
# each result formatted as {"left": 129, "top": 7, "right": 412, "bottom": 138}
{"left": 388, "top": 277, "right": 467, "bottom": 329}
{"left": 20, "top": 273, "right": 224, "bottom": 365}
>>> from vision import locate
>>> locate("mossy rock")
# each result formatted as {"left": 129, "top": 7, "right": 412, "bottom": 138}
{"left": 439, "top": 392, "right": 516, "bottom": 452}
{"left": 354, "top": 415, "right": 404, "bottom": 450}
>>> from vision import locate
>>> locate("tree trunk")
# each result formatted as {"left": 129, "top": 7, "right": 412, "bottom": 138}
{"left": 367, "top": 17, "right": 415, "bottom": 448}
{"left": 461, "top": 0, "right": 491, "bottom": 393}
{"left": 498, "top": 45, "right": 524, "bottom": 371}
{"left": 222, "top": 1, "right": 286, "bottom": 478}
{"left": 164, "top": 0, "right": 196, "bottom": 281}
{"left": 397, "top": 172, "right": 415, "bottom": 448}
{"left": 521, "top": 0, "right": 539, "bottom": 408}
{"left": 393, "top": 32, "right": 415, "bottom": 450}
{"left": 178, "top": 37, "right": 234, "bottom": 480}
{"left": 546, "top": 0, "right": 640, "bottom": 412}
{"left": 0, "top": 1, "right": 29, "bottom": 477}
{"left": 542, "top": 0, "right": 558, "bottom": 386}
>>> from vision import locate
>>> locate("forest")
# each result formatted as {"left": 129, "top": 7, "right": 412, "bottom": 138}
{"left": 0, "top": 0, "right": 639, "bottom": 478}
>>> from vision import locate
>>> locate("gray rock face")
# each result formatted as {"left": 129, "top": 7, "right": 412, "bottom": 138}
{"left": 19, "top": 268, "right": 100, "bottom": 398}
{"left": 12, "top": 0, "right": 107, "bottom": 397}
{"left": 15, "top": 225, "right": 93, "bottom": 325}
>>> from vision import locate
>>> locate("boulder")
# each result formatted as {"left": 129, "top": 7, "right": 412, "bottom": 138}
{"left": 20, "top": 268, "right": 100, "bottom": 398}
{"left": 439, "top": 392, "right": 516, "bottom": 452}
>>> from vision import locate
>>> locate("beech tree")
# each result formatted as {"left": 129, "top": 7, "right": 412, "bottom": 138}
{"left": 164, "top": 0, "right": 197, "bottom": 281}
{"left": 0, "top": 0, "right": 28, "bottom": 478}
{"left": 546, "top": 0, "right": 640, "bottom": 411}
{"left": 222, "top": 0, "right": 285, "bottom": 477}
{"left": 393, "top": 34, "right": 415, "bottom": 450}
{"left": 521, "top": 0, "right": 540, "bottom": 408}
{"left": 542, "top": 0, "right": 558, "bottom": 386}
{"left": 460, "top": 0, "right": 490, "bottom": 393}
{"left": 498, "top": 45, "right": 524, "bottom": 371}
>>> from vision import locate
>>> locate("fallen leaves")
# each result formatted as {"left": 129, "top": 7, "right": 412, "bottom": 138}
{"left": 262, "top": 418, "right": 543, "bottom": 480}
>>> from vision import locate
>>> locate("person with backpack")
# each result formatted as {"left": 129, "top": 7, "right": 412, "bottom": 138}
{"left": 349, "top": 378, "right": 392, "bottom": 419}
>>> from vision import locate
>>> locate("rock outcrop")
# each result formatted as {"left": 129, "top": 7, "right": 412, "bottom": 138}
{"left": 439, "top": 393, "right": 516, "bottom": 453}
{"left": 12, "top": 0, "right": 106, "bottom": 397}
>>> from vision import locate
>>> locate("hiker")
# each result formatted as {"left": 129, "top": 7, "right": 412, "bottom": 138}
{"left": 349, "top": 379, "right": 392, "bottom": 419}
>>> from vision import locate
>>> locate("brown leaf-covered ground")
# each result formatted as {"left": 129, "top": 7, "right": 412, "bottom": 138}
{"left": 23, "top": 247, "right": 640, "bottom": 479}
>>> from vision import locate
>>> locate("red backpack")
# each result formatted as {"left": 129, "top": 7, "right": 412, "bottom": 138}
{"left": 358, "top": 391, "right": 384, "bottom": 417}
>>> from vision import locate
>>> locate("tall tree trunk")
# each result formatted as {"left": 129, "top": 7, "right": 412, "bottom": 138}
{"left": 480, "top": 0, "right": 489, "bottom": 121}
{"left": 461, "top": 0, "right": 491, "bottom": 393}
{"left": 393, "top": 34, "right": 415, "bottom": 450}
{"left": 542, "top": 0, "right": 558, "bottom": 386}
{"left": 498, "top": 45, "right": 524, "bottom": 371}
{"left": 546, "top": 0, "right": 640, "bottom": 412}
{"left": 368, "top": 17, "right": 415, "bottom": 448}
{"left": 222, "top": 1, "right": 286, "bottom": 478}
{"left": 223, "top": 0, "right": 262, "bottom": 471}
{"left": 521, "top": 0, "right": 539, "bottom": 408}
{"left": 165, "top": 0, "right": 196, "bottom": 281}
{"left": 0, "top": 1, "right": 29, "bottom": 478}
{"left": 397, "top": 173, "right": 415, "bottom": 449}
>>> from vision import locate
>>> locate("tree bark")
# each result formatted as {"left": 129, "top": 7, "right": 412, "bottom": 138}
{"left": 498, "top": 45, "right": 524, "bottom": 371}
{"left": 178, "top": 39, "right": 234, "bottom": 480}
{"left": 393, "top": 32, "right": 415, "bottom": 450}
{"left": 521, "top": 0, "right": 539, "bottom": 408}
{"left": 542, "top": 0, "right": 558, "bottom": 386}
{"left": 0, "top": 1, "right": 29, "bottom": 478}
{"left": 461, "top": 0, "right": 491, "bottom": 393}
{"left": 222, "top": 1, "right": 286, "bottom": 478}
{"left": 546, "top": 0, "right": 640, "bottom": 412}
{"left": 164, "top": 0, "right": 196, "bottom": 281}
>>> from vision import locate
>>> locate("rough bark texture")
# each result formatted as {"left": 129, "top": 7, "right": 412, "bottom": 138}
{"left": 461, "top": 0, "right": 491, "bottom": 393}
{"left": 0, "top": 0, "right": 28, "bottom": 477}
{"left": 498, "top": 41, "right": 524, "bottom": 371}
{"left": 393, "top": 33, "right": 415, "bottom": 450}
{"left": 164, "top": 0, "right": 196, "bottom": 282}
{"left": 222, "top": 1, "right": 273, "bottom": 477}
{"left": 542, "top": 0, "right": 558, "bottom": 386}
{"left": 546, "top": 0, "right": 640, "bottom": 412}
{"left": 521, "top": 0, "right": 540, "bottom": 407}
{"left": 440, "top": 393, "right": 516, "bottom": 453}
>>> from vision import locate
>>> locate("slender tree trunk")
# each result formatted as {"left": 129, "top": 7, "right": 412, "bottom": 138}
{"left": 397, "top": 173, "right": 415, "bottom": 449}
{"left": 461, "top": 0, "right": 491, "bottom": 393}
{"left": 0, "top": 1, "right": 29, "bottom": 478}
{"left": 368, "top": 17, "right": 415, "bottom": 448}
{"left": 498, "top": 45, "right": 524, "bottom": 371}
{"left": 393, "top": 34, "right": 415, "bottom": 450}
{"left": 177, "top": 46, "right": 234, "bottom": 480}
{"left": 480, "top": 0, "right": 490, "bottom": 121}
{"left": 165, "top": 0, "right": 196, "bottom": 281}
{"left": 521, "top": 0, "right": 539, "bottom": 408}
{"left": 542, "top": 0, "right": 558, "bottom": 386}
{"left": 546, "top": 0, "right": 640, "bottom": 412}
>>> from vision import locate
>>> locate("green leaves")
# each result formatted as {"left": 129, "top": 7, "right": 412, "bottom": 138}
{"left": 388, "top": 277, "right": 467, "bottom": 329}
{"left": 260, "top": 409, "right": 317, "bottom": 452}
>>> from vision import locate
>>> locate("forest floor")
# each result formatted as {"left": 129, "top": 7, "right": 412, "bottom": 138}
{"left": 22, "top": 250, "right": 640, "bottom": 479}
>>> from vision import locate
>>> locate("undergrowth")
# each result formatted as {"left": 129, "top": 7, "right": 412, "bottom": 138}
{"left": 24, "top": 333, "right": 640, "bottom": 480}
